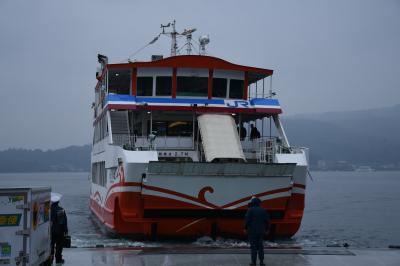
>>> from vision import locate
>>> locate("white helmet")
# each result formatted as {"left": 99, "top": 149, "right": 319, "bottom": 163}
{"left": 51, "top": 192, "right": 62, "bottom": 203}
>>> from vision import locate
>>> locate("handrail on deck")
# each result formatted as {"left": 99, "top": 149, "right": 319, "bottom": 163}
{"left": 112, "top": 134, "right": 194, "bottom": 151}
{"left": 111, "top": 133, "right": 305, "bottom": 162}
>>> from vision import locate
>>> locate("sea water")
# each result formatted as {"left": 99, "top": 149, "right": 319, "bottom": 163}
{"left": 1, "top": 171, "right": 399, "bottom": 248}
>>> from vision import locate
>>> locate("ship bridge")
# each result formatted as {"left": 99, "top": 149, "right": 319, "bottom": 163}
{"left": 95, "top": 55, "right": 279, "bottom": 114}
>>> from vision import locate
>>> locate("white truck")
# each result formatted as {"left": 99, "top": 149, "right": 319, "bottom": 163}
{"left": 0, "top": 187, "right": 52, "bottom": 266}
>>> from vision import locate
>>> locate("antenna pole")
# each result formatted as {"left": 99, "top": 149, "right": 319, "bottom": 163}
{"left": 171, "top": 20, "right": 178, "bottom": 56}
{"left": 160, "top": 21, "right": 204, "bottom": 57}
{"left": 200, "top": 42, "right": 206, "bottom": 55}
{"left": 186, "top": 33, "right": 192, "bottom": 55}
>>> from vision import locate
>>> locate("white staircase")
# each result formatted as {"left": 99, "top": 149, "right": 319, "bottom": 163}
{"left": 110, "top": 111, "right": 130, "bottom": 146}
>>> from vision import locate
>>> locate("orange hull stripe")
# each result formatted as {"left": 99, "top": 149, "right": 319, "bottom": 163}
{"left": 293, "top": 183, "right": 306, "bottom": 189}
{"left": 99, "top": 182, "right": 294, "bottom": 210}
{"left": 142, "top": 184, "right": 219, "bottom": 208}
{"left": 221, "top": 187, "right": 291, "bottom": 208}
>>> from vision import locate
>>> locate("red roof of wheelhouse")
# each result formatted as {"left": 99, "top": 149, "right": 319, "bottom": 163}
{"left": 107, "top": 55, "right": 273, "bottom": 82}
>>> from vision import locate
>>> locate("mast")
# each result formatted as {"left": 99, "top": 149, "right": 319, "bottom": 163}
{"left": 161, "top": 21, "right": 206, "bottom": 56}
{"left": 161, "top": 20, "right": 178, "bottom": 56}
{"left": 170, "top": 20, "right": 178, "bottom": 56}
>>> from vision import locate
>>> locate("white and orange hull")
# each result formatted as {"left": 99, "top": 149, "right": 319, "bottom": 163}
{"left": 90, "top": 157, "right": 307, "bottom": 239}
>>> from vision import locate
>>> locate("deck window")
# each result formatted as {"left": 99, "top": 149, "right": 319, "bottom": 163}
{"left": 152, "top": 121, "right": 193, "bottom": 137}
{"left": 229, "top": 79, "right": 244, "bottom": 99}
{"left": 91, "top": 161, "right": 106, "bottom": 186}
{"left": 108, "top": 69, "right": 131, "bottom": 94}
{"left": 212, "top": 78, "right": 227, "bottom": 98}
{"left": 168, "top": 121, "right": 193, "bottom": 136}
{"left": 177, "top": 77, "right": 208, "bottom": 97}
{"left": 156, "top": 76, "right": 172, "bottom": 96}
{"left": 137, "top": 77, "right": 153, "bottom": 96}
{"left": 93, "top": 115, "right": 108, "bottom": 144}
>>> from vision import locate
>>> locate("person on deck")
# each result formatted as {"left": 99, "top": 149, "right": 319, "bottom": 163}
{"left": 244, "top": 197, "right": 270, "bottom": 266}
{"left": 50, "top": 192, "right": 68, "bottom": 265}
{"left": 250, "top": 124, "right": 261, "bottom": 140}
{"left": 238, "top": 125, "right": 247, "bottom": 140}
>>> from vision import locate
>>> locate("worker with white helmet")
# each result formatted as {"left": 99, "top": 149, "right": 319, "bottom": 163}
{"left": 50, "top": 192, "right": 68, "bottom": 265}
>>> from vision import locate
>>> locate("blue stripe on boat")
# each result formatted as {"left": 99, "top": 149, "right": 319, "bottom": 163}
{"left": 106, "top": 94, "right": 280, "bottom": 107}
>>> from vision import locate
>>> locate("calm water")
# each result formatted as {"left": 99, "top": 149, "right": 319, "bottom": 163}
{"left": 0, "top": 171, "right": 399, "bottom": 248}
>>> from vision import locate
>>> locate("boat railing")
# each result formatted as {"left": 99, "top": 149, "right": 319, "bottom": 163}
{"left": 112, "top": 134, "right": 194, "bottom": 150}
{"left": 289, "top": 146, "right": 307, "bottom": 154}
{"left": 112, "top": 133, "right": 305, "bottom": 161}
{"left": 241, "top": 136, "right": 296, "bottom": 162}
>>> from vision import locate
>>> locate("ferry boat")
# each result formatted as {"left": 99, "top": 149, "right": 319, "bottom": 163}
{"left": 354, "top": 166, "right": 375, "bottom": 172}
{"left": 89, "top": 22, "right": 309, "bottom": 239}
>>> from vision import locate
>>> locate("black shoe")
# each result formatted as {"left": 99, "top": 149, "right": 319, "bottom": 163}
{"left": 249, "top": 263, "right": 256, "bottom": 266}
{"left": 260, "top": 263, "right": 266, "bottom": 266}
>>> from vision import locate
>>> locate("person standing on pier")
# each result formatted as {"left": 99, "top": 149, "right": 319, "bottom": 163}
{"left": 244, "top": 196, "right": 270, "bottom": 266}
{"left": 50, "top": 193, "right": 68, "bottom": 265}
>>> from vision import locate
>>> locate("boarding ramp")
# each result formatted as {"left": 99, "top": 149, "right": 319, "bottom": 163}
{"left": 197, "top": 114, "right": 245, "bottom": 162}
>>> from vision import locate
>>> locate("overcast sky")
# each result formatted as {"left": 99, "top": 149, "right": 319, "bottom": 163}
{"left": 0, "top": 0, "right": 399, "bottom": 150}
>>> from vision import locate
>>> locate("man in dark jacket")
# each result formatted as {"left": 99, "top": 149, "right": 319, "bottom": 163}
{"left": 244, "top": 197, "right": 270, "bottom": 266}
{"left": 250, "top": 124, "right": 261, "bottom": 140}
{"left": 50, "top": 193, "right": 68, "bottom": 265}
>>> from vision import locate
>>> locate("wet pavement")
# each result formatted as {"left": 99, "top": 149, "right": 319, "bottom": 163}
{"left": 62, "top": 247, "right": 400, "bottom": 265}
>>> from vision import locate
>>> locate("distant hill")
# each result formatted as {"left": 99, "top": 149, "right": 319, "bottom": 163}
{"left": 283, "top": 104, "right": 400, "bottom": 169}
{"left": 0, "top": 105, "right": 399, "bottom": 172}
{"left": 0, "top": 145, "right": 91, "bottom": 173}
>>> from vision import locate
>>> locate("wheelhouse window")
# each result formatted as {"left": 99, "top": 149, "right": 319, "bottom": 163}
{"left": 156, "top": 76, "right": 172, "bottom": 96}
{"left": 212, "top": 78, "right": 227, "bottom": 98}
{"left": 177, "top": 77, "right": 208, "bottom": 97}
{"left": 229, "top": 79, "right": 244, "bottom": 99}
{"left": 108, "top": 69, "right": 131, "bottom": 94}
{"left": 137, "top": 77, "right": 153, "bottom": 96}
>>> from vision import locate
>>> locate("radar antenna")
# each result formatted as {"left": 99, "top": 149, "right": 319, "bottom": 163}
{"left": 182, "top": 28, "right": 197, "bottom": 55}
{"left": 199, "top": 35, "right": 210, "bottom": 55}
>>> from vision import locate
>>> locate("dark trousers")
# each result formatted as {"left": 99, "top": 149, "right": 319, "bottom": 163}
{"left": 249, "top": 234, "right": 264, "bottom": 264}
{"left": 51, "top": 234, "right": 64, "bottom": 263}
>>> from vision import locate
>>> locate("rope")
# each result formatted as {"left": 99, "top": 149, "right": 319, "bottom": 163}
{"left": 123, "top": 33, "right": 161, "bottom": 63}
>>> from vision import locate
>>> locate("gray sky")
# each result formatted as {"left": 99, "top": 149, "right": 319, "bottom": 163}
{"left": 0, "top": 0, "right": 399, "bottom": 150}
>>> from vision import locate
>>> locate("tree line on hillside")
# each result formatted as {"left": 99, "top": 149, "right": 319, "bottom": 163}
{"left": 0, "top": 145, "right": 91, "bottom": 173}
{"left": 283, "top": 104, "right": 400, "bottom": 170}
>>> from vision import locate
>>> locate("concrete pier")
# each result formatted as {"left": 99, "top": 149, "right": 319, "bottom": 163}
{"left": 63, "top": 247, "right": 400, "bottom": 266}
